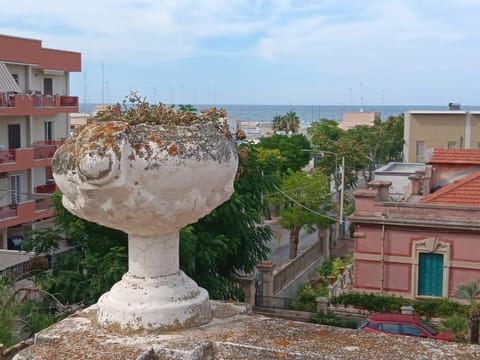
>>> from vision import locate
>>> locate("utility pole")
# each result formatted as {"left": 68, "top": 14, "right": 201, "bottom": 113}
{"left": 339, "top": 156, "right": 345, "bottom": 239}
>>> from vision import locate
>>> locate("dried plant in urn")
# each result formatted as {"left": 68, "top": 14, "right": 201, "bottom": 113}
{"left": 53, "top": 93, "right": 238, "bottom": 331}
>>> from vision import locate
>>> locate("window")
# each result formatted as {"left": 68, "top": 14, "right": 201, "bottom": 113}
{"left": 447, "top": 142, "right": 456, "bottom": 149}
{"left": 10, "top": 174, "right": 22, "bottom": 204}
{"left": 11, "top": 73, "right": 19, "bottom": 84}
{"left": 380, "top": 323, "right": 401, "bottom": 334}
{"left": 44, "top": 121, "right": 53, "bottom": 142}
{"left": 416, "top": 141, "right": 425, "bottom": 162}
{"left": 402, "top": 325, "right": 424, "bottom": 337}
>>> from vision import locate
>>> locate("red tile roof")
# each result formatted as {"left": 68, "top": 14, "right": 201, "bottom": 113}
{"left": 420, "top": 170, "right": 480, "bottom": 207}
{"left": 429, "top": 148, "right": 480, "bottom": 164}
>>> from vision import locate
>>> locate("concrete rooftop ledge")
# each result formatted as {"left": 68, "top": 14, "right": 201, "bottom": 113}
{"left": 14, "top": 301, "right": 480, "bottom": 360}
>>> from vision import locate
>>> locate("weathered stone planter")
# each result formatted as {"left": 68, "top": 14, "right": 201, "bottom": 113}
{"left": 53, "top": 120, "right": 238, "bottom": 330}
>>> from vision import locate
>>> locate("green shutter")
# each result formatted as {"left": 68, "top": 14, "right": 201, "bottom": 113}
{"left": 418, "top": 253, "right": 443, "bottom": 297}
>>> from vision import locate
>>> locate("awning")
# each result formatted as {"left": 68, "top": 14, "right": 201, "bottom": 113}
{"left": 43, "top": 69, "right": 64, "bottom": 76}
{"left": 0, "top": 62, "right": 21, "bottom": 92}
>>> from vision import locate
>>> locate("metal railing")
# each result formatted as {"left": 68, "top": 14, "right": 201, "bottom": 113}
{"left": 0, "top": 256, "right": 48, "bottom": 281}
{"left": 273, "top": 240, "right": 322, "bottom": 294}
{"left": 255, "top": 295, "right": 296, "bottom": 310}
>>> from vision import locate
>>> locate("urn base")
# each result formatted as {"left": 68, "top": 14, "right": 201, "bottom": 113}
{"left": 97, "top": 271, "right": 212, "bottom": 331}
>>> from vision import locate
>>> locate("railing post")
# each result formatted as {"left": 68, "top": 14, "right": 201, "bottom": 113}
{"left": 316, "top": 297, "right": 329, "bottom": 314}
{"left": 256, "top": 261, "right": 275, "bottom": 306}
{"left": 236, "top": 273, "right": 256, "bottom": 307}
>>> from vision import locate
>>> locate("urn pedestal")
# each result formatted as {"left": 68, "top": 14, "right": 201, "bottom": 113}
{"left": 53, "top": 120, "right": 238, "bottom": 330}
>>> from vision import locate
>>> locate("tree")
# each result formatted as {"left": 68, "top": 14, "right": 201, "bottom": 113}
{"left": 272, "top": 114, "right": 286, "bottom": 133}
{"left": 22, "top": 194, "right": 129, "bottom": 305}
{"left": 271, "top": 111, "right": 300, "bottom": 134}
{"left": 275, "top": 170, "right": 333, "bottom": 259}
{"left": 284, "top": 111, "right": 300, "bottom": 134}
{"left": 179, "top": 142, "right": 279, "bottom": 298}
{"left": 456, "top": 280, "right": 480, "bottom": 344}
{"left": 257, "top": 134, "right": 311, "bottom": 175}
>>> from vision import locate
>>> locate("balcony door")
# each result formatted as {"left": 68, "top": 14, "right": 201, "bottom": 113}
{"left": 44, "top": 121, "right": 53, "bottom": 143}
{"left": 44, "top": 78, "right": 53, "bottom": 96}
{"left": 8, "top": 124, "right": 20, "bottom": 149}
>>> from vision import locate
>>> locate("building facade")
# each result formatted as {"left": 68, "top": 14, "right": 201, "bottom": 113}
{"left": 339, "top": 111, "right": 380, "bottom": 130}
{"left": 0, "top": 34, "right": 81, "bottom": 250}
{"left": 351, "top": 149, "right": 480, "bottom": 300}
{"left": 403, "top": 109, "right": 480, "bottom": 163}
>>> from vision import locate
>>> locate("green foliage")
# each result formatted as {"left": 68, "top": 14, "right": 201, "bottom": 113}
{"left": 274, "top": 169, "right": 333, "bottom": 258}
{"left": 21, "top": 226, "right": 61, "bottom": 254}
{"left": 177, "top": 104, "right": 198, "bottom": 113}
{"left": 18, "top": 300, "right": 57, "bottom": 334}
{"left": 317, "top": 260, "right": 334, "bottom": 278}
{"left": 0, "top": 279, "right": 17, "bottom": 347}
{"left": 440, "top": 315, "right": 469, "bottom": 341}
{"left": 179, "top": 142, "right": 279, "bottom": 299}
{"left": 331, "top": 292, "right": 411, "bottom": 313}
{"left": 30, "top": 192, "right": 128, "bottom": 306}
{"left": 456, "top": 280, "right": 480, "bottom": 306}
{"left": 414, "top": 298, "right": 468, "bottom": 320}
{"left": 278, "top": 170, "right": 333, "bottom": 229}
{"left": 271, "top": 111, "right": 300, "bottom": 134}
{"left": 257, "top": 134, "right": 311, "bottom": 174}
{"left": 310, "top": 311, "right": 361, "bottom": 329}
{"left": 292, "top": 283, "right": 322, "bottom": 312}
{"left": 307, "top": 115, "right": 404, "bottom": 190}
{"left": 0, "top": 280, "right": 59, "bottom": 348}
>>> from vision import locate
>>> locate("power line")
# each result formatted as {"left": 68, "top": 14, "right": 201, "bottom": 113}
{"left": 273, "top": 185, "right": 337, "bottom": 222}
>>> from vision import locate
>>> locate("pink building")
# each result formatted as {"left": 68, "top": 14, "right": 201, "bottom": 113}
{"left": 0, "top": 35, "right": 81, "bottom": 250}
{"left": 351, "top": 149, "right": 480, "bottom": 300}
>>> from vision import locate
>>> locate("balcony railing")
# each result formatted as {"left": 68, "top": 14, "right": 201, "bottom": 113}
{"left": 0, "top": 149, "right": 15, "bottom": 164}
{"left": 0, "top": 204, "right": 17, "bottom": 220}
{"left": 34, "top": 184, "right": 57, "bottom": 194}
{"left": 33, "top": 140, "right": 64, "bottom": 160}
{"left": 34, "top": 197, "right": 52, "bottom": 211}
{"left": 0, "top": 93, "right": 79, "bottom": 114}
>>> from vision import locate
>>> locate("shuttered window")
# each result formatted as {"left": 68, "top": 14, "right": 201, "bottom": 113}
{"left": 418, "top": 253, "right": 443, "bottom": 297}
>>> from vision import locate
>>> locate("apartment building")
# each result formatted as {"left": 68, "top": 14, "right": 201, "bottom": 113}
{"left": 403, "top": 105, "right": 480, "bottom": 162}
{"left": 0, "top": 34, "right": 81, "bottom": 250}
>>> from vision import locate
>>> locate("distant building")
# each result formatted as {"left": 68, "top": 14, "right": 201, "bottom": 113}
{"left": 351, "top": 149, "right": 480, "bottom": 299}
{"left": 238, "top": 121, "right": 273, "bottom": 140}
{"left": 374, "top": 162, "right": 425, "bottom": 200}
{"left": 339, "top": 111, "right": 380, "bottom": 130}
{"left": 0, "top": 34, "right": 81, "bottom": 251}
{"left": 404, "top": 105, "right": 480, "bottom": 162}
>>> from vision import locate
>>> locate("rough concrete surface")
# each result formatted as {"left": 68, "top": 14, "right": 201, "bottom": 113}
{"left": 13, "top": 301, "right": 480, "bottom": 360}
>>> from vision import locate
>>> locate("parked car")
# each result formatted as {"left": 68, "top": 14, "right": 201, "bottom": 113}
{"left": 358, "top": 314, "right": 454, "bottom": 341}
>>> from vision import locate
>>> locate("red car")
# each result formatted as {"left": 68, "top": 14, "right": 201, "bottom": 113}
{"left": 358, "top": 314, "right": 454, "bottom": 341}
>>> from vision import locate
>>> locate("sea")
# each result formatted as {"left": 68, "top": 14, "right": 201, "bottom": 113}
{"left": 78, "top": 103, "right": 480, "bottom": 125}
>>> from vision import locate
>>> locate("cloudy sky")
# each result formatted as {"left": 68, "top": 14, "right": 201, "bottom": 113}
{"left": 1, "top": 0, "right": 480, "bottom": 105}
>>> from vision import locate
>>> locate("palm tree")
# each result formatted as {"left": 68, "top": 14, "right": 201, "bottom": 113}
{"left": 284, "top": 111, "right": 300, "bottom": 134}
{"left": 272, "top": 114, "right": 286, "bottom": 133}
{"left": 456, "top": 280, "right": 480, "bottom": 344}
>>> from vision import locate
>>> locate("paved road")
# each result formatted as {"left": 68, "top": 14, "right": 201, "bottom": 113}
{"left": 263, "top": 217, "right": 320, "bottom": 268}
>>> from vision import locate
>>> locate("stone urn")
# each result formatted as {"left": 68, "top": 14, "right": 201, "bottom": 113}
{"left": 52, "top": 118, "right": 238, "bottom": 330}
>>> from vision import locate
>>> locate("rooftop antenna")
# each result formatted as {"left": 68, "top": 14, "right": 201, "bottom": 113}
{"left": 360, "top": 82, "right": 364, "bottom": 108}
{"left": 101, "top": 61, "right": 105, "bottom": 106}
